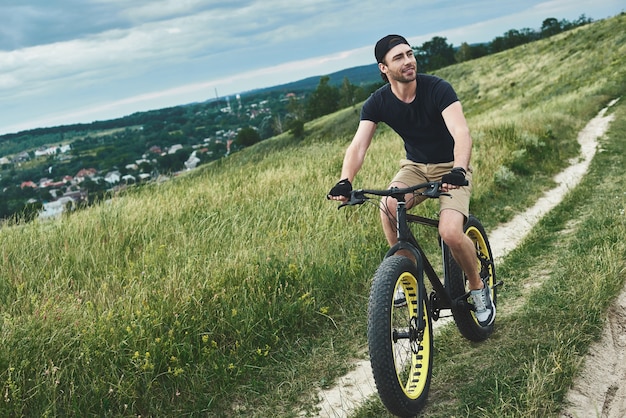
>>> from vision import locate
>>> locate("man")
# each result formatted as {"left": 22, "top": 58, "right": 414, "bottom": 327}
{"left": 327, "top": 35, "right": 495, "bottom": 326}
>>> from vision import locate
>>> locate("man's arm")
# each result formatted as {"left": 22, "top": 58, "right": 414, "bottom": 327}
{"left": 340, "top": 120, "right": 377, "bottom": 182}
{"left": 442, "top": 101, "right": 472, "bottom": 171}
{"left": 328, "top": 120, "right": 377, "bottom": 201}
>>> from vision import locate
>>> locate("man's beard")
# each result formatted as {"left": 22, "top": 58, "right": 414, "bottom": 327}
{"left": 390, "top": 66, "right": 417, "bottom": 83}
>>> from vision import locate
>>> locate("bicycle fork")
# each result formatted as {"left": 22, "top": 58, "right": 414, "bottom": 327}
{"left": 386, "top": 200, "right": 428, "bottom": 332}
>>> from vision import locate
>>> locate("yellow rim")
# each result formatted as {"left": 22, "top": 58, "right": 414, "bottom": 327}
{"left": 392, "top": 272, "right": 431, "bottom": 399}
{"left": 465, "top": 226, "right": 495, "bottom": 324}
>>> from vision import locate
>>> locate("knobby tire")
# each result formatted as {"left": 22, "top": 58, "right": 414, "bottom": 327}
{"left": 368, "top": 255, "right": 433, "bottom": 417}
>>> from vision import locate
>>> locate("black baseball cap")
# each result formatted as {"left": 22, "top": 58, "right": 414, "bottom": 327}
{"left": 374, "top": 35, "right": 410, "bottom": 63}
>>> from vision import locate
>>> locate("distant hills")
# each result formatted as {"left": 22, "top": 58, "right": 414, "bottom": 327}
{"left": 242, "top": 63, "right": 381, "bottom": 96}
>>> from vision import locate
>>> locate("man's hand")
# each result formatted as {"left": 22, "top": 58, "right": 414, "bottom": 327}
{"left": 327, "top": 178, "right": 352, "bottom": 200}
{"left": 441, "top": 167, "right": 468, "bottom": 191}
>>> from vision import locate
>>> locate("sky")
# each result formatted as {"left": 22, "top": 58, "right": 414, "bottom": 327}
{"left": 0, "top": 0, "right": 623, "bottom": 136}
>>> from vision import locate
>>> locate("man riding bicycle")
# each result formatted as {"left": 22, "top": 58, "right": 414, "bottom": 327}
{"left": 327, "top": 34, "right": 495, "bottom": 326}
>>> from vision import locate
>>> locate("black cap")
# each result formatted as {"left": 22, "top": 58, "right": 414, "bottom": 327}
{"left": 374, "top": 35, "right": 410, "bottom": 63}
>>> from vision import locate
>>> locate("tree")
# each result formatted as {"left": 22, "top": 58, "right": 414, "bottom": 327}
{"left": 287, "top": 119, "right": 305, "bottom": 139}
{"left": 234, "top": 127, "right": 261, "bottom": 147}
{"left": 541, "top": 18, "right": 562, "bottom": 37}
{"left": 339, "top": 77, "right": 358, "bottom": 108}
{"left": 306, "top": 76, "right": 340, "bottom": 120}
{"left": 157, "top": 149, "right": 191, "bottom": 173}
{"left": 455, "top": 42, "right": 474, "bottom": 63}
{"left": 287, "top": 95, "right": 305, "bottom": 121}
{"left": 414, "top": 36, "right": 455, "bottom": 72}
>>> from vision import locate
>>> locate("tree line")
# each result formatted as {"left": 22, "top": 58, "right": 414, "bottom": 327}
{"left": 416, "top": 15, "right": 593, "bottom": 72}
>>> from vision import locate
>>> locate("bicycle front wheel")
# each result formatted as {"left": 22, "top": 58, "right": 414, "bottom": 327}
{"left": 368, "top": 255, "right": 433, "bottom": 417}
{"left": 445, "top": 215, "right": 497, "bottom": 342}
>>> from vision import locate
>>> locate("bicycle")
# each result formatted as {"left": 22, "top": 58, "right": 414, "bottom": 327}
{"left": 338, "top": 180, "right": 502, "bottom": 417}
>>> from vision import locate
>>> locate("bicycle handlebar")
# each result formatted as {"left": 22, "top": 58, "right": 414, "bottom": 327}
{"left": 338, "top": 180, "right": 454, "bottom": 208}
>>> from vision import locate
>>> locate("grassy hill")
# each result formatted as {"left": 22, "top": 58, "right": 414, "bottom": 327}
{"left": 0, "top": 13, "right": 624, "bottom": 417}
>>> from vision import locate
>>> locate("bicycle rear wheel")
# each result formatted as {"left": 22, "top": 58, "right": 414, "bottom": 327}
{"left": 368, "top": 255, "right": 433, "bottom": 417}
{"left": 444, "top": 215, "right": 497, "bottom": 342}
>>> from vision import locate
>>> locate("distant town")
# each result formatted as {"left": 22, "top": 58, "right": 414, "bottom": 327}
{"left": 0, "top": 90, "right": 311, "bottom": 222}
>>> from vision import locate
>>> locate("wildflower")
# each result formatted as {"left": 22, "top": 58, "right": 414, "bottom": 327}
{"left": 202, "top": 335, "right": 209, "bottom": 344}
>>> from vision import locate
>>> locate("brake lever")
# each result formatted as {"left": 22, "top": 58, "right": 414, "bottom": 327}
{"left": 422, "top": 183, "right": 444, "bottom": 198}
{"left": 338, "top": 190, "right": 367, "bottom": 209}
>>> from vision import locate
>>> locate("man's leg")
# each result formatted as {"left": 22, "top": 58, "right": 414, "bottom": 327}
{"left": 379, "top": 185, "right": 417, "bottom": 261}
{"left": 438, "top": 209, "right": 482, "bottom": 290}
{"left": 439, "top": 208, "right": 495, "bottom": 326}
{"left": 381, "top": 161, "right": 428, "bottom": 259}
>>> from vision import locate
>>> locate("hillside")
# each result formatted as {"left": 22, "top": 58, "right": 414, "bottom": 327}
{"left": 0, "top": 12, "right": 624, "bottom": 417}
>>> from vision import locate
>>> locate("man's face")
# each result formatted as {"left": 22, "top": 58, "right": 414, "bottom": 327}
{"left": 379, "top": 44, "right": 417, "bottom": 83}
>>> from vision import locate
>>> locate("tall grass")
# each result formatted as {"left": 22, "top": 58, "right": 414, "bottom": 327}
{"left": 0, "top": 13, "right": 624, "bottom": 417}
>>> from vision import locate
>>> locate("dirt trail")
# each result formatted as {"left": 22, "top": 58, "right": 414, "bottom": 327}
{"left": 310, "top": 99, "right": 620, "bottom": 418}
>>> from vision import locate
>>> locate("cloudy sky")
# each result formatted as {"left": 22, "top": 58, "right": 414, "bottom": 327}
{"left": 1, "top": 0, "right": 623, "bottom": 135}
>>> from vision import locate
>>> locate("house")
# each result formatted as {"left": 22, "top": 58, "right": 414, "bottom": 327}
{"left": 39, "top": 196, "right": 75, "bottom": 219}
{"left": 20, "top": 181, "right": 38, "bottom": 189}
{"left": 75, "top": 168, "right": 98, "bottom": 183}
{"left": 148, "top": 145, "right": 163, "bottom": 155}
{"left": 184, "top": 151, "right": 201, "bottom": 170}
{"left": 35, "top": 146, "right": 58, "bottom": 157}
{"left": 104, "top": 171, "right": 121, "bottom": 184}
{"left": 168, "top": 144, "right": 183, "bottom": 154}
{"left": 13, "top": 152, "right": 30, "bottom": 163}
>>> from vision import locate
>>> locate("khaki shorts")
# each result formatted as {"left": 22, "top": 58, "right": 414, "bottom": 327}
{"left": 390, "top": 160, "right": 472, "bottom": 217}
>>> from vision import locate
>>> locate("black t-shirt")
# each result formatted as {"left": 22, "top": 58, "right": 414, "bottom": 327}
{"left": 360, "top": 74, "right": 459, "bottom": 163}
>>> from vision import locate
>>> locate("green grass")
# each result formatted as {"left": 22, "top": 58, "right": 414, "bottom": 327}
{"left": 0, "top": 13, "right": 624, "bottom": 417}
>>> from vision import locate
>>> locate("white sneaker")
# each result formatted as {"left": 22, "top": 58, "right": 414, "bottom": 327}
{"left": 394, "top": 287, "right": 407, "bottom": 307}
{"left": 470, "top": 285, "right": 496, "bottom": 326}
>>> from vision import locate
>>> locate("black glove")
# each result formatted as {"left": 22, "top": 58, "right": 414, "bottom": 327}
{"left": 327, "top": 178, "right": 352, "bottom": 199}
{"left": 441, "top": 167, "right": 468, "bottom": 186}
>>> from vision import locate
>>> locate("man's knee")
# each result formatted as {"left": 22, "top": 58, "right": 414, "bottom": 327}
{"left": 380, "top": 196, "right": 397, "bottom": 221}
{"left": 438, "top": 210, "right": 466, "bottom": 247}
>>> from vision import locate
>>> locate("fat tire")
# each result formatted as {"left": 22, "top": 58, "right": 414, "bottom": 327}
{"left": 444, "top": 215, "right": 497, "bottom": 342}
{"left": 368, "top": 255, "right": 433, "bottom": 417}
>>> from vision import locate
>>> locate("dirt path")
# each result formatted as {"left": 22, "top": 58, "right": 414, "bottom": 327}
{"left": 310, "top": 99, "right": 620, "bottom": 418}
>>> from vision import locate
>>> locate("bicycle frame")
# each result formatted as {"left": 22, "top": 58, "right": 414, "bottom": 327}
{"left": 339, "top": 180, "right": 482, "bottom": 321}
{"left": 385, "top": 195, "right": 466, "bottom": 321}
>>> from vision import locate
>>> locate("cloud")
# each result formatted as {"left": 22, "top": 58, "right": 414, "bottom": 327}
{"left": 0, "top": 0, "right": 623, "bottom": 135}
